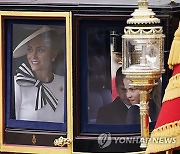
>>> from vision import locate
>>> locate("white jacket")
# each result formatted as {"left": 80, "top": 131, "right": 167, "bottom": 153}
{"left": 14, "top": 74, "right": 64, "bottom": 123}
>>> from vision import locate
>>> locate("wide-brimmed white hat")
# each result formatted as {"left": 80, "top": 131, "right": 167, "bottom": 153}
{"left": 13, "top": 25, "right": 65, "bottom": 58}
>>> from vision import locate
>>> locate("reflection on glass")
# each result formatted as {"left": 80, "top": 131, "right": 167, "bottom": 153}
{"left": 86, "top": 28, "right": 162, "bottom": 125}
{"left": 126, "top": 39, "right": 160, "bottom": 70}
{"left": 87, "top": 28, "right": 111, "bottom": 123}
{"left": 110, "top": 30, "right": 122, "bottom": 100}
{"left": 13, "top": 24, "right": 66, "bottom": 123}
{"left": 146, "top": 44, "right": 159, "bottom": 68}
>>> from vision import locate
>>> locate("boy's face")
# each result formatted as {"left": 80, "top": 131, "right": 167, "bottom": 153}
{"left": 123, "top": 78, "right": 140, "bottom": 105}
{"left": 116, "top": 82, "right": 131, "bottom": 106}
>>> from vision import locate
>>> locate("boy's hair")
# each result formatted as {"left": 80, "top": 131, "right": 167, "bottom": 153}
{"left": 115, "top": 67, "right": 125, "bottom": 88}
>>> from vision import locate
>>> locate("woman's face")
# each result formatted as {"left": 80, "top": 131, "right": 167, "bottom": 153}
{"left": 27, "top": 35, "right": 57, "bottom": 72}
{"left": 123, "top": 78, "right": 140, "bottom": 105}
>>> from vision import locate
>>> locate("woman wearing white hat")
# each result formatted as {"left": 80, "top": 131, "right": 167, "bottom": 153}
{"left": 13, "top": 26, "right": 65, "bottom": 123}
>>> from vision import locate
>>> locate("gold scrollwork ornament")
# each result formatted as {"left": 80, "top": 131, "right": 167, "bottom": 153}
{"left": 54, "top": 136, "right": 72, "bottom": 147}
{"left": 32, "top": 135, "right": 37, "bottom": 144}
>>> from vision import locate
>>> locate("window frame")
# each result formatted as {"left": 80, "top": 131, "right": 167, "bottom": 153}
{"left": 0, "top": 11, "right": 73, "bottom": 154}
{"left": 73, "top": 14, "right": 170, "bottom": 153}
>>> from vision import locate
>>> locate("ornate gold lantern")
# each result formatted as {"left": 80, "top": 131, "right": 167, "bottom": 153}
{"left": 122, "top": 0, "right": 165, "bottom": 149}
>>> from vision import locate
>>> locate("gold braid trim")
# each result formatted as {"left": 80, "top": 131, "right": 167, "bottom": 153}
{"left": 162, "top": 73, "right": 180, "bottom": 102}
{"left": 168, "top": 21, "right": 180, "bottom": 69}
{"left": 168, "top": 38, "right": 180, "bottom": 70}
{"left": 146, "top": 120, "right": 180, "bottom": 153}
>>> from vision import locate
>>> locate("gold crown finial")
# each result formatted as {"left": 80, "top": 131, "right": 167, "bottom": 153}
{"left": 138, "top": 0, "right": 148, "bottom": 9}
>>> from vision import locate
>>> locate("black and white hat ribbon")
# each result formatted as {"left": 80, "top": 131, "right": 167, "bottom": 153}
{"left": 16, "top": 63, "right": 58, "bottom": 111}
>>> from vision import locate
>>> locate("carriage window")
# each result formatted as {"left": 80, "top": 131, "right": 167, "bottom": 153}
{"left": 78, "top": 19, "right": 162, "bottom": 132}
{"left": 73, "top": 16, "right": 169, "bottom": 153}
{"left": 1, "top": 11, "right": 72, "bottom": 153}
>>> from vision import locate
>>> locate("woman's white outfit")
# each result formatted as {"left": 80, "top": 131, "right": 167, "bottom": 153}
{"left": 14, "top": 73, "right": 64, "bottom": 123}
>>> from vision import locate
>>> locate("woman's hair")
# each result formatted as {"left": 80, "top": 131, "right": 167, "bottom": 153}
{"left": 38, "top": 28, "right": 65, "bottom": 75}
{"left": 40, "top": 29, "right": 65, "bottom": 55}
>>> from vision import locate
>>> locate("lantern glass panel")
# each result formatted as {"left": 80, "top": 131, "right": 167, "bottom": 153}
{"left": 124, "top": 37, "right": 162, "bottom": 71}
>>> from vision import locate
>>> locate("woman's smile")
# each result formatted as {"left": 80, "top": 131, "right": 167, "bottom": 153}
{"left": 31, "top": 60, "right": 40, "bottom": 64}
